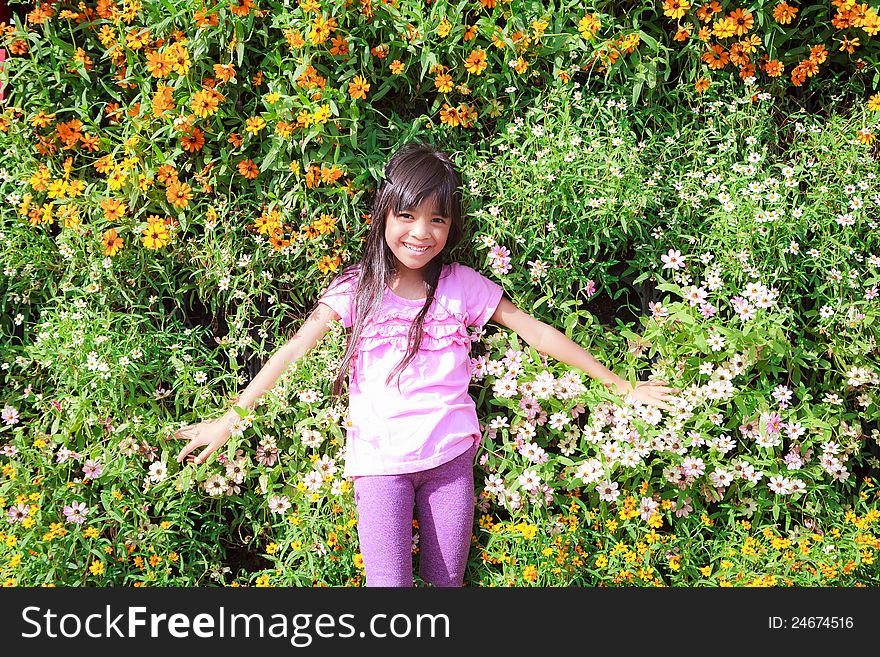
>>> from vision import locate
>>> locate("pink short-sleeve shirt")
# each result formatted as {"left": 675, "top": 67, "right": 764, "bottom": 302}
{"left": 318, "top": 262, "right": 503, "bottom": 477}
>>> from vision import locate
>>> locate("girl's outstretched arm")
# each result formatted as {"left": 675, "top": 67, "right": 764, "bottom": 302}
{"left": 489, "top": 297, "right": 678, "bottom": 410}
{"left": 174, "top": 302, "right": 341, "bottom": 464}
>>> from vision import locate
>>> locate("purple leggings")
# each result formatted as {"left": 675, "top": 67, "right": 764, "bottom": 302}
{"left": 353, "top": 444, "right": 477, "bottom": 587}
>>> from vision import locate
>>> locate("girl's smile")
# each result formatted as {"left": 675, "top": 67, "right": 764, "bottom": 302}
{"left": 385, "top": 195, "right": 450, "bottom": 278}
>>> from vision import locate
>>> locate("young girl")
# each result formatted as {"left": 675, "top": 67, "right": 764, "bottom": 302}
{"left": 174, "top": 141, "right": 677, "bottom": 587}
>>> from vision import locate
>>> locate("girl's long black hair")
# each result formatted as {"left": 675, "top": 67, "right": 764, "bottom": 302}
{"left": 327, "top": 141, "right": 465, "bottom": 396}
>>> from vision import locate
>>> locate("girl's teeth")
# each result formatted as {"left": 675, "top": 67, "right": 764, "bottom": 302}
{"left": 405, "top": 244, "right": 428, "bottom": 252}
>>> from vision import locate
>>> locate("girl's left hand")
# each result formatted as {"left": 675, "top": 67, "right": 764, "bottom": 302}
{"left": 616, "top": 380, "right": 679, "bottom": 412}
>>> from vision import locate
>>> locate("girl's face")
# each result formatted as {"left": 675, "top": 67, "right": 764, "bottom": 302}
{"left": 384, "top": 195, "right": 451, "bottom": 278}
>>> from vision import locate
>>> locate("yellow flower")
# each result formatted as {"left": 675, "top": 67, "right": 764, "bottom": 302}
{"left": 578, "top": 14, "right": 601, "bottom": 39}
{"left": 246, "top": 116, "right": 266, "bottom": 135}
{"left": 264, "top": 91, "right": 280, "bottom": 104}
{"left": 89, "top": 560, "right": 105, "bottom": 576}
{"left": 699, "top": 565, "right": 712, "bottom": 577}
{"left": 522, "top": 564, "right": 538, "bottom": 582}
{"left": 663, "top": 0, "right": 690, "bottom": 20}
{"left": 437, "top": 18, "right": 452, "bottom": 38}
{"left": 390, "top": 60, "right": 405, "bottom": 75}
{"left": 84, "top": 526, "right": 99, "bottom": 539}
{"left": 266, "top": 542, "right": 278, "bottom": 555}
{"left": 255, "top": 574, "right": 271, "bottom": 587}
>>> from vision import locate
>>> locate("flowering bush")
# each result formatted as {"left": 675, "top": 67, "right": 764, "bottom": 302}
{"left": 1, "top": 0, "right": 880, "bottom": 587}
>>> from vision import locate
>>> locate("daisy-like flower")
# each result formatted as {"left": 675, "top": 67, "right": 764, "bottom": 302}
{"left": 204, "top": 474, "right": 227, "bottom": 496}
{"left": 148, "top": 460, "right": 167, "bottom": 482}
{"left": 548, "top": 412, "right": 570, "bottom": 431}
{"left": 300, "top": 429, "right": 324, "bottom": 449}
{"left": 661, "top": 249, "right": 686, "bottom": 270}
{"left": 83, "top": 460, "right": 103, "bottom": 480}
{"left": 63, "top": 501, "right": 89, "bottom": 524}
{"left": 303, "top": 470, "right": 323, "bottom": 492}
{"left": 517, "top": 470, "right": 542, "bottom": 493}
{"left": 267, "top": 495, "right": 291, "bottom": 515}
{"left": 6, "top": 503, "right": 29, "bottom": 523}
{"left": 767, "top": 475, "right": 790, "bottom": 494}
{"left": 596, "top": 480, "right": 620, "bottom": 502}
{"left": 1, "top": 405, "right": 20, "bottom": 425}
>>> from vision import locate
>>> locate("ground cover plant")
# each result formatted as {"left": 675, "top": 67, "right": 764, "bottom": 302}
{"left": 1, "top": 1, "right": 879, "bottom": 586}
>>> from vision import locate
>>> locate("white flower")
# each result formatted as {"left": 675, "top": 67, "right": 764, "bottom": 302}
{"left": 596, "top": 480, "right": 620, "bottom": 502}
{"left": 148, "top": 461, "right": 168, "bottom": 483}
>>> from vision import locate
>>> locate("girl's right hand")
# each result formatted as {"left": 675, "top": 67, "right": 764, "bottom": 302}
{"left": 173, "top": 418, "right": 232, "bottom": 465}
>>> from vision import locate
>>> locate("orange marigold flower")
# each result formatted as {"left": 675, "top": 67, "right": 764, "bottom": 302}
{"left": 348, "top": 75, "right": 370, "bottom": 100}
{"left": 696, "top": 1, "right": 722, "bottom": 22}
{"left": 663, "top": 0, "right": 691, "bottom": 20}
{"left": 238, "top": 159, "right": 259, "bottom": 179}
{"left": 145, "top": 49, "right": 173, "bottom": 78}
{"left": 838, "top": 36, "right": 860, "bottom": 53}
{"left": 156, "top": 164, "right": 178, "bottom": 185}
{"left": 390, "top": 60, "right": 405, "bottom": 75}
{"left": 190, "top": 88, "right": 224, "bottom": 118}
{"left": 809, "top": 44, "right": 828, "bottom": 64}
{"left": 465, "top": 48, "right": 488, "bottom": 75}
{"left": 702, "top": 44, "right": 729, "bottom": 69}
{"left": 100, "top": 198, "right": 127, "bottom": 221}
{"left": 857, "top": 128, "right": 875, "bottom": 145}
{"left": 674, "top": 27, "right": 692, "bottom": 41}
{"left": 730, "top": 7, "right": 757, "bottom": 33}
{"left": 435, "top": 72, "right": 454, "bottom": 92}
{"left": 695, "top": 76, "right": 710, "bottom": 93}
{"left": 230, "top": 0, "right": 253, "bottom": 17}
{"left": 764, "top": 59, "right": 784, "bottom": 76}
{"left": 180, "top": 128, "right": 205, "bottom": 153}
{"left": 166, "top": 181, "right": 192, "bottom": 208}
{"left": 773, "top": 2, "right": 798, "bottom": 24}
{"left": 103, "top": 228, "right": 124, "bottom": 256}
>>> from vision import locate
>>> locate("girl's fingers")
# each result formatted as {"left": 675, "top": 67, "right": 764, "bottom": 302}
{"left": 194, "top": 446, "right": 214, "bottom": 465}
{"left": 176, "top": 439, "right": 201, "bottom": 462}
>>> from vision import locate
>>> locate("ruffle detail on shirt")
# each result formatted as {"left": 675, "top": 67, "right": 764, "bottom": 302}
{"left": 357, "top": 308, "right": 471, "bottom": 352}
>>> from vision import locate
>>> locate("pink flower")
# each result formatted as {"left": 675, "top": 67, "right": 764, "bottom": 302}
{"left": 6, "top": 504, "right": 29, "bottom": 523}
{"left": 83, "top": 460, "right": 103, "bottom": 480}
{"left": 63, "top": 501, "right": 89, "bottom": 524}
{"left": 661, "top": 249, "right": 685, "bottom": 270}
{"left": 585, "top": 280, "right": 596, "bottom": 297}
{"left": 1, "top": 405, "right": 20, "bottom": 425}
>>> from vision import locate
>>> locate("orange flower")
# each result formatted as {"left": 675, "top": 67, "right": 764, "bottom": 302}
{"left": 100, "top": 198, "right": 127, "bottom": 221}
{"left": 728, "top": 8, "right": 754, "bottom": 35}
{"left": 180, "top": 128, "right": 205, "bottom": 152}
{"left": 674, "top": 27, "right": 692, "bottom": 41}
{"left": 348, "top": 75, "right": 370, "bottom": 100}
{"left": 772, "top": 2, "right": 798, "bottom": 24}
{"left": 230, "top": 0, "right": 253, "bottom": 17}
{"left": 190, "top": 88, "right": 224, "bottom": 118}
{"left": 238, "top": 159, "right": 259, "bottom": 179}
{"left": 465, "top": 48, "right": 488, "bottom": 75}
{"left": 152, "top": 85, "right": 174, "bottom": 118}
{"left": 809, "top": 44, "right": 828, "bottom": 64}
{"left": 390, "top": 60, "right": 405, "bottom": 75}
{"left": 435, "top": 72, "right": 454, "bottom": 92}
{"left": 856, "top": 128, "right": 874, "bottom": 145}
{"left": 696, "top": 1, "right": 722, "bottom": 22}
{"left": 701, "top": 44, "right": 729, "bottom": 69}
{"left": 103, "top": 228, "right": 124, "bottom": 256}
{"left": 663, "top": 0, "right": 691, "bottom": 20}
{"left": 156, "top": 164, "right": 179, "bottom": 185}
{"left": 764, "top": 59, "right": 784, "bottom": 76}
{"left": 695, "top": 77, "right": 710, "bottom": 93}
{"left": 166, "top": 181, "right": 192, "bottom": 208}
{"left": 145, "top": 49, "right": 172, "bottom": 78}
